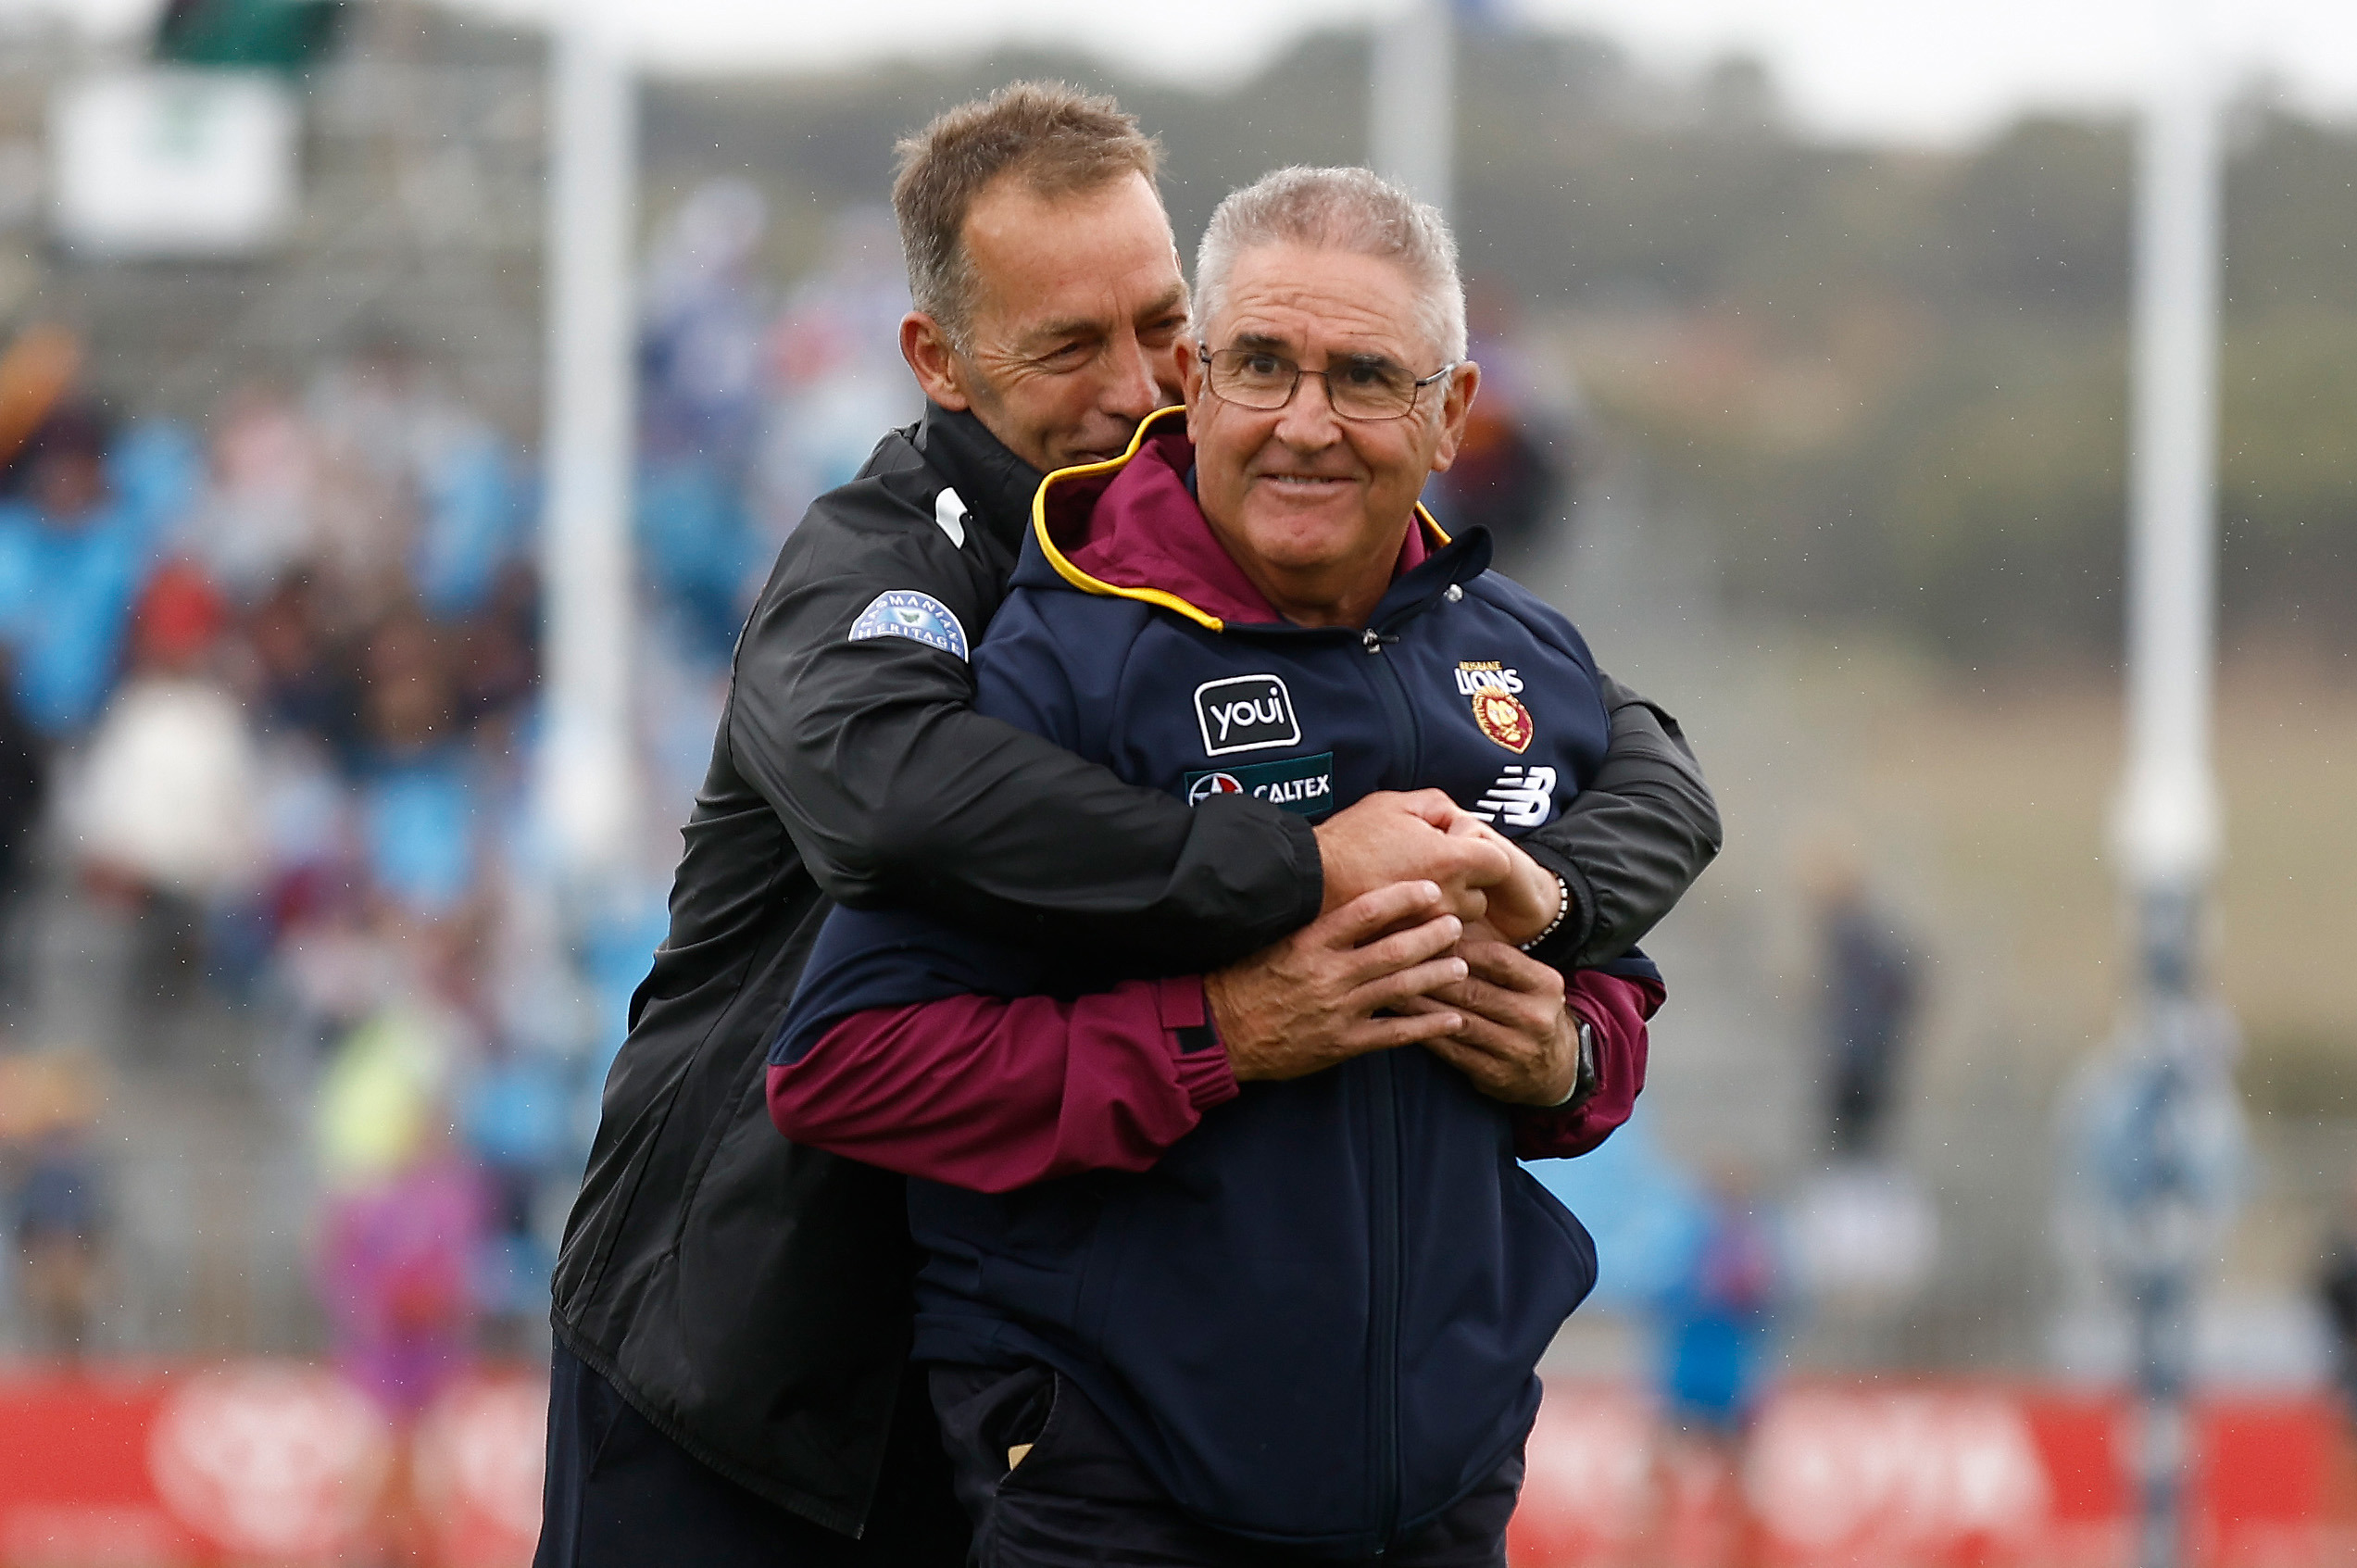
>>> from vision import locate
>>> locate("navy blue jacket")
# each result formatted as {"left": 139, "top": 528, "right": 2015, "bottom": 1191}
{"left": 772, "top": 414, "right": 1661, "bottom": 1552}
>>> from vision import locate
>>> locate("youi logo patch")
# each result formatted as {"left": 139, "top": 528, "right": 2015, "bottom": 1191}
{"left": 1194, "top": 673, "right": 1301, "bottom": 756}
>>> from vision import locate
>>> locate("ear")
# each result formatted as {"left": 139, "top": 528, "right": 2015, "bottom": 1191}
{"left": 1177, "top": 335, "right": 1207, "bottom": 442}
{"left": 899, "top": 312, "right": 970, "bottom": 411}
{"left": 1425, "top": 361, "right": 1482, "bottom": 474}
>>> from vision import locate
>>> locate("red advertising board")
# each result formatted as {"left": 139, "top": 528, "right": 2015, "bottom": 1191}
{"left": 1510, "top": 1382, "right": 2337, "bottom": 1568}
{"left": 0, "top": 1364, "right": 544, "bottom": 1567}
{"left": 0, "top": 1368, "right": 2336, "bottom": 1565}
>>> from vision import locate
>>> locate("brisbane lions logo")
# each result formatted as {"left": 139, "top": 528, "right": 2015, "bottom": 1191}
{"left": 1472, "top": 689, "right": 1534, "bottom": 753}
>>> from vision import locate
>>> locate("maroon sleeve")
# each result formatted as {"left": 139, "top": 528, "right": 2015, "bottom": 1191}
{"left": 1511, "top": 971, "right": 1663, "bottom": 1161}
{"left": 766, "top": 974, "right": 1240, "bottom": 1194}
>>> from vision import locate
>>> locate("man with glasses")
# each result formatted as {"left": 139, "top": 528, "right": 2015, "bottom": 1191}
{"left": 767, "top": 165, "right": 1664, "bottom": 1565}
{"left": 541, "top": 84, "right": 1716, "bottom": 1568}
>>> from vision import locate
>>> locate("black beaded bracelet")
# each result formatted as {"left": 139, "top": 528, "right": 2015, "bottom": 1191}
{"left": 1516, "top": 872, "right": 1572, "bottom": 953}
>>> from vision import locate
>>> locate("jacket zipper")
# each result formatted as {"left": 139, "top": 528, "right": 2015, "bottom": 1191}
{"left": 1368, "top": 1047, "right": 1403, "bottom": 1550}
{"left": 1360, "top": 624, "right": 1422, "bottom": 1549}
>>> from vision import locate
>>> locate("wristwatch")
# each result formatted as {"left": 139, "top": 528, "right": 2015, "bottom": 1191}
{"left": 1547, "top": 1014, "right": 1598, "bottom": 1111}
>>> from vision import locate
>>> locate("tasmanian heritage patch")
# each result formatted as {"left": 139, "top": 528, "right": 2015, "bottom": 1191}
{"left": 1181, "top": 752, "right": 1335, "bottom": 818}
{"left": 847, "top": 590, "right": 969, "bottom": 659}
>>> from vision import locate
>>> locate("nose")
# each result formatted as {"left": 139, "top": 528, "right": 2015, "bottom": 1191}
{"left": 1273, "top": 367, "right": 1342, "bottom": 449}
{"left": 1101, "top": 330, "right": 1163, "bottom": 422}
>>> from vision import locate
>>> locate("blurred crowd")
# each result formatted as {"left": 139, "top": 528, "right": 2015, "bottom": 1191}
{"left": 0, "top": 340, "right": 569, "bottom": 1399}
{"left": 0, "top": 179, "right": 917, "bottom": 1408}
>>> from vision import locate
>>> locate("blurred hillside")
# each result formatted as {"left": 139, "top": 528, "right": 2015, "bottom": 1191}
{"left": 643, "top": 27, "right": 2357, "bottom": 666}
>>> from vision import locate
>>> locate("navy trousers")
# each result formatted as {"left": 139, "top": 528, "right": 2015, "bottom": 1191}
{"left": 533, "top": 1342, "right": 970, "bottom": 1568}
{"left": 930, "top": 1364, "right": 1523, "bottom": 1568}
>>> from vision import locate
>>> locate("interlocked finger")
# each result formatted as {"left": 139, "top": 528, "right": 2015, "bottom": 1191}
{"left": 1345, "top": 915, "right": 1464, "bottom": 989}
{"left": 1327, "top": 880, "right": 1448, "bottom": 947}
{"left": 1350, "top": 954, "right": 1472, "bottom": 1017}
{"left": 1343, "top": 1009, "right": 1467, "bottom": 1054}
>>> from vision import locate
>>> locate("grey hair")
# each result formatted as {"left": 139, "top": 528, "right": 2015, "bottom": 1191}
{"left": 1193, "top": 166, "right": 1467, "bottom": 364}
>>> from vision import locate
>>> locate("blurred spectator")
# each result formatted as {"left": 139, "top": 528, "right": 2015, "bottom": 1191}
{"left": 304, "top": 344, "right": 529, "bottom": 625}
{"left": 4, "top": 1053, "right": 107, "bottom": 1359}
{"left": 74, "top": 561, "right": 261, "bottom": 906}
{"left": 69, "top": 561, "right": 263, "bottom": 1038}
{"left": 642, "top": 178, "right": 771, "bottom": 472}
{"left": 1423, "top": 282, "right": 1580, "bottom": 573}
{"left": 186, "top": 381, "right": 321, "bottom": 602}
{"left": 0, "top": 405, "right": 195, "bottom": 736}
{"left": 638, "top": 180, "right": 772, "bottom": 661}
{"left": 1655, "top": 1167, "right": 1780, "bottom": 1437}
{"left": 1432, "top": 402, "right": 1565, "bottom": 565}
{"left": 459, "top": 1040, "right": 569, "bottom": 1353}
{"left": 355, "top": 610, "right": 481, "bottom": 922}
{"left": 753, "top": 207, "right": 918, "bottom": 550}
{"left": 16, "top": 1124, "right": 106, "bottom": 1358}
{"left": 314, "top": 1002, "right": 483, "bottom": 1412}
{"left": 244, "top": 571, "right": 363, "bottom": 761}
{"left": 314, "top": 1135, "right": 487, "bottom": 1416}
{"left": 410, "top": 417, "right": 525, "bottom": 624}
{"left": 452, "top": 560, "right": 539, "bottom": 728}
{"left": 1807, "top": 848, "right": 1922, "bottom": 1158}
{"left": 1645, "top": 1166, "right": 1780, "bottom": 1568}
{"left": 2318, "top": 1174, "right": 2357, "bottom": 1424}
{"left": 0, "top": 646, "right": 46, "bottom": 1005}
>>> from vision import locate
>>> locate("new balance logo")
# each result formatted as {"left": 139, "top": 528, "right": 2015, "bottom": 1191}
{"left": 1469, "top": 765, "right": 1557, "bottom": 828}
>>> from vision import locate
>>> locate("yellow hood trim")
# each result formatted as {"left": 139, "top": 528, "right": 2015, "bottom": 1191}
{"left": 1028, "top": 403, "right": 1453, "bottom": 633}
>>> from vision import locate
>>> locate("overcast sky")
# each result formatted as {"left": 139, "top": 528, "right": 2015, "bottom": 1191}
{"left": 23, "top": 0, "right": 2357, "bottom": 144}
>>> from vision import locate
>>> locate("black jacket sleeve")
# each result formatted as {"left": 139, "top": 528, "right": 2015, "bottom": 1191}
{"left": 726, "top": 479, "right": 1323, "bottom": 974}
{"left": 1520, "top": 671, "right": 1722, "bottom": 971}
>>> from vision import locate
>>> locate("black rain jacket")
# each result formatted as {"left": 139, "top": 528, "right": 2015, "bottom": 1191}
{"left": 546, "top": 403, "right": 1721, "bottom": 1538}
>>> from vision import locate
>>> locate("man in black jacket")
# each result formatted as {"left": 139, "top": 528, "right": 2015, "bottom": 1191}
{"left": 535, "top": 84, "right": 1719, "bottom": 1568}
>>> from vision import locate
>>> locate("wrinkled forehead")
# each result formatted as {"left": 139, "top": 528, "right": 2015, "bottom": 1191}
{"left": 966, "top": 170, "right": 1178, "bottom": 279}
{"left": 1204, "top": 243, "right": 1436, "bottom": 364}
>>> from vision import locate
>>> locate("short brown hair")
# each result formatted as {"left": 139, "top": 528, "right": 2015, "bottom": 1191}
{"left": 892, "top": 82, "right": 1160, "bottom": 347}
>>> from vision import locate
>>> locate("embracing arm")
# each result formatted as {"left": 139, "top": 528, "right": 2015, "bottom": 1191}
{"left": 769, "top": 973, "right": 1238, "bottom": 1194}
{"left": 1514, "top": 671, "right": 1720, "bottom": 971}
{"left": 768, "top": 884, "right": 1474, "bottom": 1191}
{"left": 728, "top": 514, "right": 1321, "bottom": 972}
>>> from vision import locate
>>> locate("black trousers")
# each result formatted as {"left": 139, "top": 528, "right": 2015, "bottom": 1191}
{"left": 533, "top": 1341, "right": 970, "bottom": 1568}
{"left": 930, "top": 1364, "right": 1523, "bottom": 1568}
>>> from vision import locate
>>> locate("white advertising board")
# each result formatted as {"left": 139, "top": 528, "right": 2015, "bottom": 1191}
{"left": 51, "top": 69, "right": 298, "bottom": 258}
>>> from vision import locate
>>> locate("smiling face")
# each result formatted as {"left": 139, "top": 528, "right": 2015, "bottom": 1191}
{"left": 1180, "top": 243, "right": 1477, "bottom": 628}
{"left": 899, "top": 169, "right": 1189, "bottom": 473}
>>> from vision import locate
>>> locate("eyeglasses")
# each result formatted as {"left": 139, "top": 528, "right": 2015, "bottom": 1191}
{"left": 1198, "top": 345, "right": 1459, "bottom": 422}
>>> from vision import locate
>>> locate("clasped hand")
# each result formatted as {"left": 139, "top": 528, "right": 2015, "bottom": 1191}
{"left": 1203, "top": 790, "right": 1581, "bottom": 1105}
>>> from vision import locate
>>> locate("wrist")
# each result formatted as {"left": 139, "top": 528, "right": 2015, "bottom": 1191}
{"left": 1543, "top": 1012, "right": 1598, "bottom": 1109}
{"left": 1514, "top": 872, "right": 1573, "bottom": 953}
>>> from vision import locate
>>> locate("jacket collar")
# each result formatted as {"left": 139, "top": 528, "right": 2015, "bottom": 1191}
{"left": 910, "top": 401, "right": 1046, "bottom": 551}
{"left": 1022, "top": 405, "right": 1483, "bottom": 633}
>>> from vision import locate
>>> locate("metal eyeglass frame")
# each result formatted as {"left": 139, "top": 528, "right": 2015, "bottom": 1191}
{"left": 1197, "top": 345, "right": 1461, "bottom": 422}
